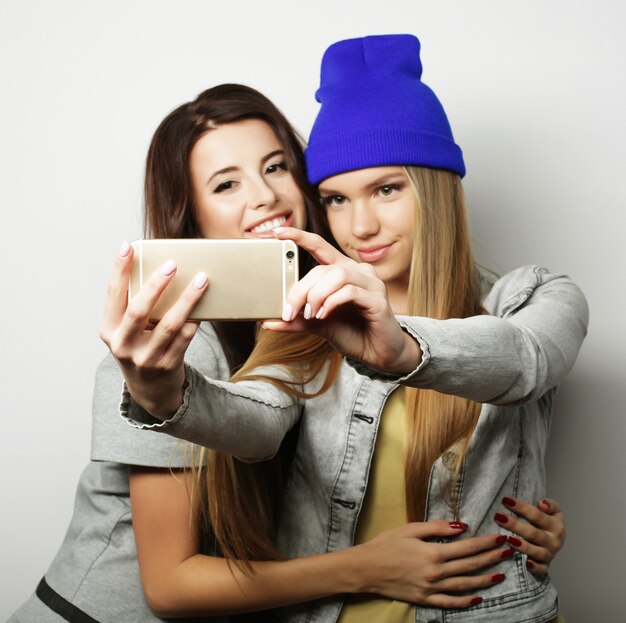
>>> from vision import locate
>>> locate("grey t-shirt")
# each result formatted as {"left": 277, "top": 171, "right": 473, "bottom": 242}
{"left": 8, "top": 324, "right": 231, "bottom": 623}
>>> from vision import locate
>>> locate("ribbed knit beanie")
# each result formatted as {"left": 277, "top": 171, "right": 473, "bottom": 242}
{"left": 305, "top": 34, "right": 465, "bottom": 185}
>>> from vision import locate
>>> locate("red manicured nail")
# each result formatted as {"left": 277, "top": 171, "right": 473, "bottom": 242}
{"left": 470, "top": 597, "right": 483, "bottom": 606}
{"left": 502, "top": 497, "right": 516, "bottom": 508}
{"left": 449, "top": 521, "right": 468, "bottom": 529}
{"left": 508, "top": 536, "right": 522, "bottom": 547}
{"left": 496, "top": 535, "right": 508, "bottom": 545}
{"left": 540, "top": 499, "right": 551, "bottom": 511}
{"left": 494, "top": 513, "right": 508, "bottom": 523}
{"left": 526, "top": 560, "right": 535, "bottom": 570}
{"left": 501, "top": 548, "right": 515, "bottom": 559}
{"left": 491, "top": 573, "right": 506, "bottom": 583}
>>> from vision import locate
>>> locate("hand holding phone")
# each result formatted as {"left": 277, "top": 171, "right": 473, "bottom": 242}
{"left": 129, "top": 238, "right": 298, "bottom": 320}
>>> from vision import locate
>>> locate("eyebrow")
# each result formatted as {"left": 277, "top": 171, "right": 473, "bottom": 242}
{"left": 207, "top": 166, "right": 238, "bottom": 185}
{"left": 319, "top": 172, "right": 406, "bottom": 195}
{"left": 206, "top": 149, "right": 286, "bottom": 185}
{"left": 261, "top": 149, "right": 285, "bottom": 164}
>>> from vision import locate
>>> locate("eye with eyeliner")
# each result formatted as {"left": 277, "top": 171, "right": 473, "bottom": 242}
{"left": 375, "top": 182, "right": 404, "bottom": 198}
{"left": 213, "top": 180, "right": 237, "bottom": 193}
{"left": 265, "top": 160, "right": 288, "bottom": 175}
{"left": 321, "top": 194, "right": 347, "bottom": 208}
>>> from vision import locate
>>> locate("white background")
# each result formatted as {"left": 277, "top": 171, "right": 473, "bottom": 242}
{"left": 1, "top": 1, "right": 624, "bottom": 620}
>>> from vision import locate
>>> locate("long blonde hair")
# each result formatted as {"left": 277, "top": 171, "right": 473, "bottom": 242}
{"left": 402, "top": 167, "right": 484, "bottom": 521}
{"left": 201, "top": 166, "right": 484, "bottom": 568}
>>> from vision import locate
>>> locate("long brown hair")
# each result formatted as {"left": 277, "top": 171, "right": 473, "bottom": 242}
{"left": 143, "top": 83, "right": 335, "bottom": 563}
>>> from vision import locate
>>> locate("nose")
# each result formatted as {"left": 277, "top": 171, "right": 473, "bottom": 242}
{"left": 351, "top": 200, "right": 380, "bottom": 238}
{"left": 248, "top": 174, "right": 277, "bottom": 210}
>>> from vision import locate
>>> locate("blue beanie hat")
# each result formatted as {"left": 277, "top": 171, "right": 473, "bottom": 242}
{"left": 305, "top": 34, "right": 465, "bottom": 185}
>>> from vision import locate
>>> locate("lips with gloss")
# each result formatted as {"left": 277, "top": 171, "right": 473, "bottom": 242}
{"left": 357, "top": 244, "right": 392, "bottom": 263}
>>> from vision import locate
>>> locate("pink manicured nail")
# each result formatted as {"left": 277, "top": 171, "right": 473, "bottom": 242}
{"left": 315, "top": 306, "right": 325, "bottom": 319}
{"left": 282, "top": 304, "right": 293, "bottom": 322}
{"left": 119, "top": 241, "right": 130, "bottom": 257}
{"left": 273, "top": 226, "right": 286, "bottom": 234}
{"left": 160, "top": 259, "right": 177, "bottom": 276}
{"left": 193, "top": 272, "right": 208, "bottom": 289}
{"left": 303, "top": 303, "right": 312, "bottom": 320}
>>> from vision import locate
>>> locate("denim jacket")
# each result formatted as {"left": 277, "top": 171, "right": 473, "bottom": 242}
{"left": 123, "top": 265, "right": 589, "bottom": 623}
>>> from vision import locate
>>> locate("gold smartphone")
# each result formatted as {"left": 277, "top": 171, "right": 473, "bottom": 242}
{"left": 129, "top": 238, "right": 298, "bottom": 321}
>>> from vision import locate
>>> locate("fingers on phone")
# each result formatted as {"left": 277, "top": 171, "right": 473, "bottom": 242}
{"left": 286, "top": 264, "right": 385, "bottom": 320}
{"left": 148, "top": 273, "right": 209, "bottom": 350}
{"left": 121, "top": 260, "right": 178, "bottom": 331}
{"left": 272, "top": 227, "right": 347, "bottom": 266}
{"left": 101, "top": 242, "right": 135, "bottom": 335}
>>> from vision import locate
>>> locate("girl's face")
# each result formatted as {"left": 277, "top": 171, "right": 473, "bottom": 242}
{"left": 319, "top": 166, "right": 414, "bottom": 293}
{"left": 190, "top": 119, "right": 306, "bottom": 239}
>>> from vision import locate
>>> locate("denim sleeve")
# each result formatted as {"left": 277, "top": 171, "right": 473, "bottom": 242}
{"left": 348, "top": 267, "right": 589, "bottom": 405}
{"left": 121, "top": 364, "right": 303, "bottom": 461}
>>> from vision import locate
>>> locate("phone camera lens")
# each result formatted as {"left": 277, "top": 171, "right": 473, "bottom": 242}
{"left": 286, "top": 250, "right": 295, "bottom": 259}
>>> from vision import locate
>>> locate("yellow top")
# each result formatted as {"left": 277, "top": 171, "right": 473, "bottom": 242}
{"left": 337, "top": 388, "right": 413, "bottom": 623}
{"left": 336, "top": 388, "right": 565, "bottom": 623}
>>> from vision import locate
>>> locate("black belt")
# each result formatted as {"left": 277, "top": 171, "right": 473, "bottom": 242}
{"left": 36, "top": 577, "right": 100, "bottom": 623}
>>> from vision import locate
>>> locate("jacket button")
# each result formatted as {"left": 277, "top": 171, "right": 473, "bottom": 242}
{"left": 333, "top": 498, "right": 356, "bottom": 510}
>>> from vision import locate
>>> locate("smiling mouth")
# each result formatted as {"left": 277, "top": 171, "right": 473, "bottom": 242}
{"left": 247, "top": 212, "right": 291, "bottom": 235}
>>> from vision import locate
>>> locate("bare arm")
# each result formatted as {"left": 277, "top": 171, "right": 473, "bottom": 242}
{"left": 130, "top": 467, "right": 512, "bottom": 617}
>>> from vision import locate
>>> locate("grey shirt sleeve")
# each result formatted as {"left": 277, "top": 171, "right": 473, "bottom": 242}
{"left": 90, "top": 352, "right": 193, "bottom": 467}
{"left": 122, "top": 365, "right": 303, "bottom": 461}
{"left": 92, "top": 323, "right": 232, "bottom": 468}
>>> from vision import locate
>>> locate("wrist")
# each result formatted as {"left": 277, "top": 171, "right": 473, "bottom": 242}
{"left": 386, "top": 330, "right": 422, "bottom": 375}
{"left": 131, "top": 371, "right": 187, "bottom": 421}
{"left": 335, "top": 543, "right": 378, "bottom": 595}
